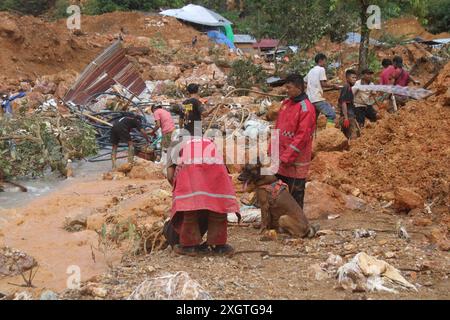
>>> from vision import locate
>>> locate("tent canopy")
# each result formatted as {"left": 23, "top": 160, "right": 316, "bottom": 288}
{"left": 160, "top": 4, "right": 232, "bottom": 27}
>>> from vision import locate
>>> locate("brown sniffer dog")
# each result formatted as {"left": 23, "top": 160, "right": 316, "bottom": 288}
{"left": 238, "top": 162, "right": 318, "bottom": 238}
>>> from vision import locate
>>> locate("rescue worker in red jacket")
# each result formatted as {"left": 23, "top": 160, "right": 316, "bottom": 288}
{"left": 270, "top": 74, "right": 316, "bottom": 209}
{"left": 165, "top": 137, "right": 240, "bottom": 256}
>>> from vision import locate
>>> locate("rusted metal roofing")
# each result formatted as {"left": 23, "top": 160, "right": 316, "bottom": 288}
{"left": 64, "top": 40, "right": 146, "bottom": 105}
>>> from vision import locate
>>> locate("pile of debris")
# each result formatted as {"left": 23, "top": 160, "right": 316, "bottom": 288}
{"left": 0, "top": 110, "right": 97, "bottom": 178}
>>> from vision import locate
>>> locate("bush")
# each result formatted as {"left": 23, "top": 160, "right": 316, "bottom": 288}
{"left": 0, "top": 0, "right": 51, "bottom": 15}
{"left": 228, "top": 59, "right": 268, "bottom": 91}
{"left": 425, "top": 0, "right": 450, "bottom": 34}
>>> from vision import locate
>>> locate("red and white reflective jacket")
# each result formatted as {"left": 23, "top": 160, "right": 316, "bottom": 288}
{"left": 271, "top": 93, "right": 316, "bottom": 179}
{"left": 171, "top": 138, "right": 240, "bottom": 216}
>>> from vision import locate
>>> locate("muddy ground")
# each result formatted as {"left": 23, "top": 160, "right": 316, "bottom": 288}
{"left": 1, "top": 167, "right": 448, "bottom": 300}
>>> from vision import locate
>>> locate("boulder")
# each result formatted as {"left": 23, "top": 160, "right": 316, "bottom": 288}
{"left": 0, "top": 18, "right": 23, "bottom": 41}
{"left": 304, "top": 181, "right": 366, "bottom": 220}
{"left": 86, "top": 213, "right": 107, "bottom": 231}
{"left": 313, "top": 128, "right": 349, "bottom": 153}
{"left": 150, "top": 65, "right": 181, "bottom": 81}
{"left": 128, "top": 160, "right": 164, "bottom": 180}
{"left": 64, "top": 208, "right": 93, "bottom": 232}
{"left": 394, "top": 187, "right": 423, "bottom": 212}
{"left": 0, "top": 247, "right": 36, "bottom": 277}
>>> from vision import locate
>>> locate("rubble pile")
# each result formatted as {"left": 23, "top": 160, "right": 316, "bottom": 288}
{"left": 338, "top": 63, "right": 450, "bottom": 210}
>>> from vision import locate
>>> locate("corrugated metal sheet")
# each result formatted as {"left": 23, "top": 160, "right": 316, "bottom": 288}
{"left": 64, "top": 40, "right": 146, "bottom": 105}
{"left": 234, "top": 34, "right": 257, "bottom": 44}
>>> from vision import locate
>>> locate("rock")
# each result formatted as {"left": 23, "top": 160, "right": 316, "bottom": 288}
{"left": 308, "top": 151, "right": 345, "bottom": 183}
{"left": 313, "top": 128, "right": 349, "bottom": 153}
{"left": 0, "top": 18, "right": 23, "bottom": 41}
{"left": 413, "top": 217, "right": 432, "bottom": 227}
{"left": 116, "top": 163, "right": 133, "bottom": 174}
{"left": 92, "top": 287, "right": 108, "bottom": 298}
{"left": 126, "top": 46, "right": 150, "bottom": 56}
{"left": 384, "top": 251, "right": 396, "bottom": 259}
{"left": 13, "top": 291, "right": 33, "bottom": 300}
{"left": 86, "top": 213, "right": 107, "bottom": 231}
{"left": 394, "top": 187, "right": 423, "bottom": 212}
{"left": 64, "top": 209, "right": 93, "bottom": 231}
{"left": 34, "top": 79, "right": 57, "bottom": 95}
{"left": 138, "top": 57, "right": 153, "bottom": 66}
{"left": 150, "top": 65, "right": 181, "bottom": 81}
{"left": 0, "top": 247, "right": 36, "bottom": 277}
{"left": 24, "top": 91, "right": 46, "bottom": 109}
{"left": 344, "top": 244, "right": 356, "bottom": 251}
{"left": 128, "top": 271, "right": 212, "bottom": 300}
{"left": 128, "top": 160, "right": 164, "bottom": 180}
{"left": 325, "top": 254, "right": 344, "bottom": 267}
{"left": 427, "top": 228, "right": 450, "bottom": 251}
{"left": 40, "top": 290, "right": 58, "bottom": 300}
{"left": 102, "top": 171, "right": 127, "bottom": 181}
{"left": 309, "top": 264, "right": 329, "bottom": 281}
{"left": 304, "top": 181, "right": 366, "bottom": 220}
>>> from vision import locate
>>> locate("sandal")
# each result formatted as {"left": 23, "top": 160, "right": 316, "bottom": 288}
{"left": 211, "top": 244, "right": 235, "bottom": 256}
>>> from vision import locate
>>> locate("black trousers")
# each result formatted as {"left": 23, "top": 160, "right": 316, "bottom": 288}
{"left": 276, "top": 174, "right": 306, "bottom": 209}
{"left": 354, "top": 105, "right": 377, "bottom": 127}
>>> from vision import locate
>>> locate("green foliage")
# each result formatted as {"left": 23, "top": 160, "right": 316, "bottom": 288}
{"left": 83, "top": 0, "right": 186, "bottom": 15}
{"left": 425, "top": 0, "right": 450, "bottom": 33}
{"left": 0, "top": 114, "right": 97, "bottom": 178}
{"left": 280, "top": 54, "right": 316, "bottom": 77}
{"left": 0, "top": 0, "right": 51, "bottom": 15}
{"left": 54, "top": 0, "right": 71, "bottom": 18}
{"left": 378, "top": 32, "right": 411, "bottom": 48}
{"left": 228, "top": 58, "right": 268, "bottom": 91}
{"left": 367, "top": 50, "right": 382, "bottom": 75}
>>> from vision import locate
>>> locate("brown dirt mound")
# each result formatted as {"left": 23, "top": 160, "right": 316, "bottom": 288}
{"left": 337, "top": 64, "right": 450, "bottom": 208}
{"left": 371, "top": 17, "right": 450, "bottom": 41}
{"left": 0, "top": 11, "right": 209, "bottom": 90}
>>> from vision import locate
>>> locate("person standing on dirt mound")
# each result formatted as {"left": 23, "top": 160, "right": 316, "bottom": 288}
{"left": 338, "top": 69, "right": 359, "bottom": 139}
{"left": 305, "top": 53, "right": 341, "bottom": 128}
{"left": 164, "top": 137, "right": 240, "bottom": 256}
{"left": 269, "top": 74, "right": 316, "bottom": 209}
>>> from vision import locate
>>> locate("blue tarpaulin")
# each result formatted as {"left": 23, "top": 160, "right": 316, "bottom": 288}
{"left": 207, "top": 30, "right": 236, "bottom": 49}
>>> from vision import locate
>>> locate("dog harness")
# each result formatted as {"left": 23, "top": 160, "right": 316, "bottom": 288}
{"left": 258, "top": 180, "right": 289, "bottom": 200}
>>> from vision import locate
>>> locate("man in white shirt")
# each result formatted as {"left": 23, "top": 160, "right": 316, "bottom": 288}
{"left": 352, "top": 69, "right": 378, "bottom": 128}
{"left": 305, "top": 53, "right": 340, "bottom": 128}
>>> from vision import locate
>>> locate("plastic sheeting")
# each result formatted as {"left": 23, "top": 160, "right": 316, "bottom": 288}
{"left": 160, "top": 4, "right": 232, "bottom": 27}
{"left": 207, "top": 30, "right": 236, "bottom": 49}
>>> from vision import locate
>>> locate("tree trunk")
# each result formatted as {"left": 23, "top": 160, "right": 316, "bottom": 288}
{"left": 359, "top": 1, "right": 370, "bottom": 72}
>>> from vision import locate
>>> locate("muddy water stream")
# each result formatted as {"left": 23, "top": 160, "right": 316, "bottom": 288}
{"left": 0, "top": 156, "right": 135, "bottom": 294}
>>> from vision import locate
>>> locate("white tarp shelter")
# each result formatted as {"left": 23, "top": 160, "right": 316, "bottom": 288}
{"left": 160, "top": 4, "right": 232, "bottom": 27}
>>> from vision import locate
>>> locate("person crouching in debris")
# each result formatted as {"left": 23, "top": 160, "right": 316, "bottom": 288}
{"left": 110, "top": 115, "right": 152, "bottom": 169}
{"left": 269, "top": 74, "right": 316, "bottom": 210}
{"left": 352, "top": 69, "right": 378, "bottom": 128}
{"left": 150, "top": 105, "right": 175, "bottom": 163}
{"left": 338, "top": 69, "right": 358, "bottom": 139}
{"left": 164, "top": 137, "right": 240, "bottom": 256}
